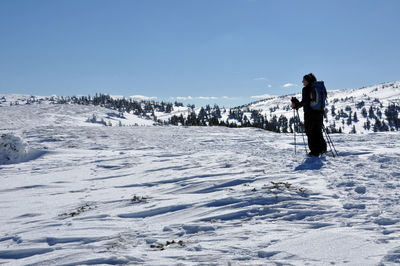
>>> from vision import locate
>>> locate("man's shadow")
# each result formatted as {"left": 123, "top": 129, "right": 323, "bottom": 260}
{"left": 295, "top": 157, "right": 323, "bottom": 171}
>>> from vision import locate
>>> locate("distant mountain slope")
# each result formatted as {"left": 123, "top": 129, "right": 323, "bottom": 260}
{"left": 0, "top": 94, "right": 156, "bottom": 130}
{"left": 159, "top": 81, "right": 400, "bottom": 134}
{"left": 242, "top": 81, "right": 400, "bottom": 134}
{"left": 1, "top": 81, "right": 399, "bottom": 134}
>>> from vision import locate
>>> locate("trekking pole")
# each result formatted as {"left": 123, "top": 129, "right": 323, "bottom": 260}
{"left": 323, "top": 127, "right": 335, "bottom": 157}
{"left": 293, "top": 109, "right": 296, "bottom": 155}
{"left": 296, "top": 109, "right": 308, "bottom": 155}
{"left": 323, "top": 126, "right": 338, "bottom": 157}
{"left": 322, "top": 108, "right": 338, "bottom": 157}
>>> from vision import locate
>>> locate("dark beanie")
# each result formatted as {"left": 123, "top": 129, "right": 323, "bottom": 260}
{"left": 303, "top": 73, "right": 316, "bottom": 83}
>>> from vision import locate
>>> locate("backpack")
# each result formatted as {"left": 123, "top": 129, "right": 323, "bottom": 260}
{"left": 310, "top": 81, "right": 327, "bottom": 110}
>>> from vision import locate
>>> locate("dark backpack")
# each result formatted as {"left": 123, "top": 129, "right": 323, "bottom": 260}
{"left": 310, "top": 81, "right": 327, "bottom": 110}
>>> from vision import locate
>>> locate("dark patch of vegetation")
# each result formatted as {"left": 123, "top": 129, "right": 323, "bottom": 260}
{"left": 59, "top": 203, "right": 96, "bottom": 217}
{"left": 131, "top": 195, "right": 147, "bottom": 203}
{"left": 150, "top": 240, "right": 185, "bottom": 250}
{"left": 263, "top": 181, "right": 308, "bottom": 198}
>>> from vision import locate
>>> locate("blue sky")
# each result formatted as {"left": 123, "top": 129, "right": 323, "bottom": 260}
{"left": 0, "top": 0, "right": 399, "bottom": 107}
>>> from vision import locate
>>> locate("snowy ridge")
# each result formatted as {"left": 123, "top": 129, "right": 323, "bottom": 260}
{"left": 146, "top": 81, "right": 400, "bottom": 134}
{"left": 243, "top": 81, "right": 400, "bottom": 133}
{"left": 2, "top": 81, "right": 399, "bottom": 134}
{"left": 0, "top": 94, "right": 156, "bottom": 129}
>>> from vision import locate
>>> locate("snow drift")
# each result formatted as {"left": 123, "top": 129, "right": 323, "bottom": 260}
{"left": 0, "top": 134, "right": 45, "bottom": 164}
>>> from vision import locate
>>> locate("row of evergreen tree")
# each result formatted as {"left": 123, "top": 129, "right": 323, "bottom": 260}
{"left": 65, "top": 94, "right": 181, "bottom": 116}
{"left": 328, "top": 100, "right": 400, "bottom": 132}
{"left": 167, "top": 109, "right": 295, "bottom": 133}
{"left": 22, "top": 94, "right": 400, "bottom": 134}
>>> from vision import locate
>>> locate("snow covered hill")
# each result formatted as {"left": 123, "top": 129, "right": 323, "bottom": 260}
{"left": 151, "top": 81, "right": 400, "bottom": 134}
{"left": 242, "top": 81, "right": 400, "bottom": 134}
{"left": 0, "top": 94, "right": 156, "bottom": 129}
{"left": 2, "top": 81, "right": 399, "bottom": 135}
{"left": 1, "top": 98, "right": 400, "bottom": 265}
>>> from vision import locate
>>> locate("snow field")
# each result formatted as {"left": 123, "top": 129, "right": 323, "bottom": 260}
{"left": 0, "top": 97, "right": 400, "bottom": 265}
{"left": 0, "top": 120, "right": 400, "bottom": 264}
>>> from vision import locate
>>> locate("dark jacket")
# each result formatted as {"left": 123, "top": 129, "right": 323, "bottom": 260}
{"left": 299, "top": 84, "right": 312, "bottom": 113}
{"left": 299, "top": 83, "right": 324, "bottom": 115}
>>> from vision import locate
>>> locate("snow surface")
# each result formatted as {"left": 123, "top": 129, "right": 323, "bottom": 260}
{"left": 0, "top": 134, "right": 46, "bottom": 165}
{"left": 1, "top": 98, "right": 400, "bottom": 265}
{"left": 0, "top": 94, "right": 156, "bottom": 128}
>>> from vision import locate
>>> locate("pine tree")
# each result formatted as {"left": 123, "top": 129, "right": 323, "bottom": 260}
{"left": 377, "top": 109, "right": 382, "bottom": 119}
{"left": 270, "top": 115, "right": 280, "bottom": 133}
{"left": 385, "top": 104, "right": 400, "bottom": 130}
{"left": 365, "top": 118, "right": 371, "bottom": 131}
{"left": 356, "top": 101, "right": 365, "bottom": 109}
{"left": 361, "top": 107, "right": 367, "bottom": 118}
{"left": 278, "top": 115, "right": 288, "bottom": 133}
{"left": 198, "top": 107, "right": 207, "bottom": 125}
{"left": 373, "top": 118, "right": 382, "bottom": 132}
{"left": 213, "top": 105, "right": 221, "bottom": 118}
{"left": 208, "top": 114, "right": 219, "bottom": 126}
{"left": 369, "top": 106, "right": 375, "bottom": 118}
{"left": 331, "top": 105, "right": 336, "bottom": 116}
{"left": 179, "top": 114, "right": 185, "bottom": 125}
{"left": 353, "top": 112, "right": 358, "bottom": 122}
{"left": 165, "top": 103, "right": 173, "bottom": 113}
{"left": 347, "top": 111, "right": 353, "bottom": 125}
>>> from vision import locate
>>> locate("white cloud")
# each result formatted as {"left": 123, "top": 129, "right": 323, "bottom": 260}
{"left": 222, "top": 96, "right": 235, "bottom": 99}
{"left": 198, "top": 96, "right": 218, "bottom": 100}
{"left": 175, "top": 96, "right": 222, "bottom": 101}
{"left": 283, "top": 83, "right": 297, "bottom": 88}
{"left": 130, "top": 95, "right": 157, "bottom": 100}
{"left": 267, "top": 84, "right": 272, "bottom": 88}
{"left": 172, "top": 96, "right": 239, "bottom": 101}
{"left": 251, "top": 94, "right": 275, "bottom": 99}
{"left": 253, "top": 77, "right": 266, "bottom": 81}
{"left": 176, "top": 96, "right": 193, "bottom": 101}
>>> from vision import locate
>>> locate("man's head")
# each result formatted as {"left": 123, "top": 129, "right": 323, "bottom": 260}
{"left": 302, "top": 73, "right": 317, "bottom": 86}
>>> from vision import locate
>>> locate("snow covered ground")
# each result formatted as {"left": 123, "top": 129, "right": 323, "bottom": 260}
{"left": 1, "top": 102, "right": 400, "bottom": 265}
{"left": 0, "top": 94, "right": 156, "bottom": 128}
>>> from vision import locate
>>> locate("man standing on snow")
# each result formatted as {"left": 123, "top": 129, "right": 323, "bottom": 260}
{"left": 291, "top": 73, "right": 327, "bottom": 157}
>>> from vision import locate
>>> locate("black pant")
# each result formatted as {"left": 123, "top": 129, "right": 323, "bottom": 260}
{"left": 304, "top": 111, "right": 327, "bottom": 155}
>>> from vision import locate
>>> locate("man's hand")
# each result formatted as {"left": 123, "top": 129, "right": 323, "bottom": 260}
{"left": 291, "top": 97, "right": 300, "bottom": 110}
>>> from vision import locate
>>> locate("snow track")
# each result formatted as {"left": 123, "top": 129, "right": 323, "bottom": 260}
{"left": 1, "top": 104, "right": 400, "bottom": 265}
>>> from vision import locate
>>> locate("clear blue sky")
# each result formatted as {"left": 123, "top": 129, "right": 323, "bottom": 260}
{"left": 0, "top": 0, "right": 399, "bottom": 107}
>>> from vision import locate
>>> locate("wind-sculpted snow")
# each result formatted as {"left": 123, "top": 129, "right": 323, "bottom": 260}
{"left": 0, "top": 134, "right": 46, "bottom": 165}
{"left": 1, "top": 104, "right": 400, "bottom": 265}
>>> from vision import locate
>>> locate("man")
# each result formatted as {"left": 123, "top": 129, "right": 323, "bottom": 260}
{"left": 291, "top": 73, "right": 327, "bottom": 157}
